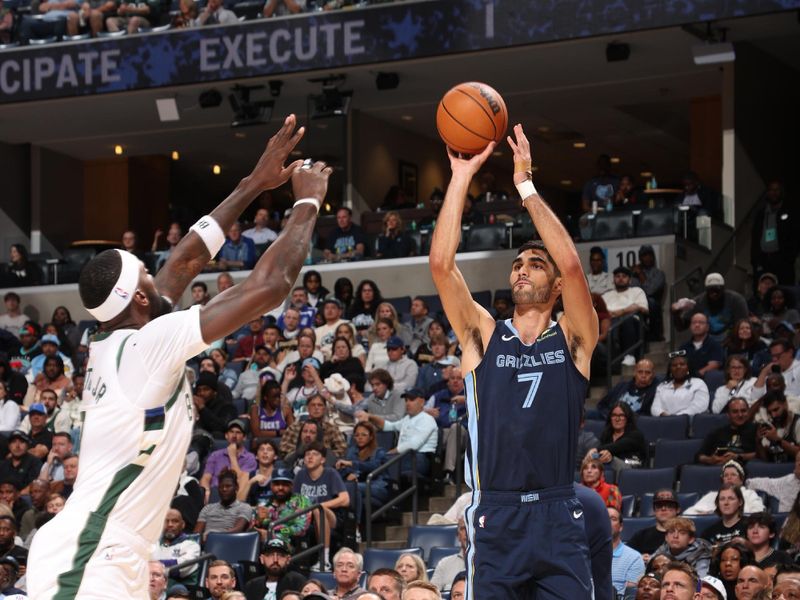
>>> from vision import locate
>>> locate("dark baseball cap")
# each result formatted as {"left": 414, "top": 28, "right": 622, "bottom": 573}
{"left": 263, "top": 537, "right": 291, "bottom": 555}
{"left": 386, "top": 336, "right": 405, "bottom": 349}
{"left": 226, "top": 418, "right": 247, "bottom": 433}
{"left": 323, "top": 297, "right": 343, "bottom": 309}
{"left": 653, "top": 489, "right": 679, "bottom": 507}
{"left": 270, "top": 468, "right": 294, "bottom": 484}
{"left": 402, "top": 388, "right": 425, "bottom": 400}
{"left": 0, "top": 556, "right": 19, "bottom": 573}
{"left": 8, "top": 430, "right": 31, "bottom": 444}
{"left": 613, "top": 266, "right": 632, "bottom": 277}
{"left": 194, "top": 371, "right": 218, "bottom": 392}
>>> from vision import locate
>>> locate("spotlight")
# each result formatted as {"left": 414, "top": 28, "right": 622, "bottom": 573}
{"left": 692, "top": 42, "right": 735, "bottom": 64}
{"left": 606, "top": 42, "right": 630, "bottom": 62}
{"left": 375, "top": 72, "right": 399, "bottom": 90}
{"left": 114, "top": 145, "right": 123, "bottom": 155}
{"left": 199, "top": 89, "right": 223, "bottom": 108}
{"left": 269, "top": 80, "right": 283, "bottom": 98}
{"left": 171, "top": 150, "right": 180, "bottom": 160}
{"left": 228, "top": 85, "right": 274, "bottom": 128}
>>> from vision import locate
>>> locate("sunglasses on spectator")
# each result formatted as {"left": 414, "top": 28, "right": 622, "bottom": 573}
{"left": 668, "top": 350, "right": 687, "bottom": 359}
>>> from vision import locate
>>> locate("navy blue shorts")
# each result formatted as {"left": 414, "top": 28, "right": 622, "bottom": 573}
{"left": 465, "top": 485, "right": 593, "bottom": 600}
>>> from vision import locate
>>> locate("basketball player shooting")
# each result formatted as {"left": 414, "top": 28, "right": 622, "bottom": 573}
{"left": 429, "top": 124, "right": 598, "bottom": 599}
{"left": 27, "top": 115, "right": 331, "bottom": 599}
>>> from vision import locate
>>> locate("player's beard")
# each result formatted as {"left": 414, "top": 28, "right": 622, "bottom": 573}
{"left": 512, "top": 280, "right": 553, "bottom": 305}
{"left": 148, "top": 292, "right": 174, "bottom": 320}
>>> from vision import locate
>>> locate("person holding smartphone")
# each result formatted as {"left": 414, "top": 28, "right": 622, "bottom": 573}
{"left": 754, "top": 390, "right": 800, "bottom": 462}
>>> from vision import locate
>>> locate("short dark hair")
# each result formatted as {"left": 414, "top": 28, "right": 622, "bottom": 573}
{"left": 662, "top": 561, "right": 697, "bottom": 590}
{"left": 191, "top": 281, "right": 207, "bottom": 292}
{"left": 368, "top": 568, "right": 405, "bottom": 594}
{"left": 79, "top": 249, "right": 123, "bottom": 311}
{"left": 304, "top": 440, "right": 327, "bottom": 458}
{"left": 517, "top": 240, "right": 559, "bottom": 275}
{"left": 52, "top": 432, "right": 73, "bottom": 444}
{"left": 412, "top": 296, "right": 429, "bottom": 311}
{"left": 0, "top": 515, "right": 16, "bottom": 530}
{"left": 217, "top": 469, "right": 238, "bottom": 487}
{"left": 745, "top": 511, "right": 777, "bottom": 535}
{"left": 3, "top": 292, "right": 20, "bottom": 303}
{"left": 770, "top": 338, "right": 796, "bottom": 353}
{"left": 368, "top": 368, "right": 394, "bottom": 390}
{"left": 761, "top": 389, "right": 787, "bottom": 409}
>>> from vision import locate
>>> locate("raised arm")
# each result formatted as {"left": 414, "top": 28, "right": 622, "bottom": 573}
{"left": 198, "top": 162, "right": 330, "bottom": 343}
{"left": 508, "top": 125, "right": 598, "bottom": 377}
{"left": 154, "top": 115, "right": 305, "bottom": 304}
{"left": 429, "top": 145, "right": 497, "bottom": 371}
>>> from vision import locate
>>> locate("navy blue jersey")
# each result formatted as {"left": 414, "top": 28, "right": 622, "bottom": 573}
{"left": 465, "top": 319, "right": 587, "bottom": 492}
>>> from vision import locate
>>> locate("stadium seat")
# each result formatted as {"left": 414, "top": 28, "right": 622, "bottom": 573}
{"left": 464, "top": 224, "right": 507, "bottom": 251}
{"left": 618, "top": 467, "right": 675, "bottom": 497}
{"left": 309, "top": 571, "right": 336, "bottom": 588}
{"left": 635, "top": 208, "right": 676, "bottom": 236}
{"left": 376, "top": 431, "right": 395, "bottom": 451}
{"left": 621, "top": 494, "right": 635, "bottom": 518}
{"left": 428, "top": 546, "right": 460, "bottom": 570}
{"left": 637, "top": 415, "right": 689, "bottom": 443}
{"left": 204, "top": 531, "right": 260, "bottom": 564}
{"left": 471, "top": 290, "right": 492, "bottom": 310}
{"left": 679, "top": 465, "right": 721, "bottom": 495}
{"left": 587, "top": 212, "right": 634, "bottom": 241}
{"left": 687, "top": 515, "right": 718, "bottom": 536}
{"left": 652, "top": 439, "right": 704, "bottom": 469}
{"left": 620, "top": 517, "right": 656, "bottom": 543}
{"left": 418, "top": 294, "right": 444, "bottom": 320}
{"left": 639, "top": 492, "right": 699, "bottom": 517}
{"left": 583, "top": 420, "right": 605, "bottom": 439}
{"left": 690, "top": 413, "right": 729, "bottom": 439}
{"left": 386, "top": 296, "right": 412, "bottom": 319}
{"left": 745, "top": 461, "right": 795, "bottom": 479}
{"left": 363, "top": 547, "right": 422, "bottom": 574}
{"left": 407, "top": 525, "right": 458, "bottom": 561}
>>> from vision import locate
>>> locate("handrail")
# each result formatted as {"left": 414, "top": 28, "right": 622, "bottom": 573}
{"left": 365, "top": 449, "right": 418, "bottom": 547}
{"left": 668, "top": 265, "right": 703, "bottom": 351}
{"left": 706, "top": 192, "right": 765, "bottom": 276}
{"left": 604, "top": 313, "right": 646, "bottom": 392}
{"left": 267, "top": 501, "right": 326, "bottom": 568}
{"left": 166, "top": 552, "right": 214, "bottom": 576}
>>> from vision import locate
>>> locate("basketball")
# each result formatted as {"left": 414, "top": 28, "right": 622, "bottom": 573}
{"left": 436, "top": 82, "right": 508, "bottom": 155}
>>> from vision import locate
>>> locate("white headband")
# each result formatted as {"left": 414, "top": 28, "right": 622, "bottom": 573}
{"left": 86, "top": 249, "right": 141, "bottom": 322}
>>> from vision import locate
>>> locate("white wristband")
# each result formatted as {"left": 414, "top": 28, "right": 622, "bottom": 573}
{"left": 294, "top": 198, "right": 321, "bottom": 212}
{"left": 190, "top": 215, "right": 225, "bottom": 256}
{"left": 516, "top": 179, "right": 537, "bottom": 200}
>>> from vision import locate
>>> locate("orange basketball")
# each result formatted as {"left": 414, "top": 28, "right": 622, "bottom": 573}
{"left": 436, "top": 82, "right": 508, "bottom": 155}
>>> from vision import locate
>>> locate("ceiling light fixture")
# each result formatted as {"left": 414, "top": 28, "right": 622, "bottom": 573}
{"left": 610, "top": 156, "right": 621, "bottom": 164}
{"left": 114, "top": 145, "right": 123, "bottom": 156}
{"left": 573, "top": 142, "right": 587, "bottom": 149}
{"left": 171, "top": 150, "right": 179, "bottom": 160}
{"left": 212, "top": 164, "right": 221, "bottom": 175}
{"left": 560, "top": 179, "right": 572, "bottom": 186}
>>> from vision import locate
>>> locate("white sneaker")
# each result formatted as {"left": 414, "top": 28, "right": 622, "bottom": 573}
{"left": 621, "top": 354, "right": 636, "bottom": 367}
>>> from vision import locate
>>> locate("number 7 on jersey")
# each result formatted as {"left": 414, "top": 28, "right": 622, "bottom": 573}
{"left": 517, "top": 372, "right": 543, "bottom": 409}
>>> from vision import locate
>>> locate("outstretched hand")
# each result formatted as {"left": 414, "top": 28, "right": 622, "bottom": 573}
{"left": 291, "top": 160, "right": 333, "bottom": 204}
{"left": 507, "top": 123, "right": 533, "bottom": 185}
{"left": 249, "top": 114, "right": 305, "bottom": 191}
{"left": 446, "top": 142, "right": 496, "bottom": 179}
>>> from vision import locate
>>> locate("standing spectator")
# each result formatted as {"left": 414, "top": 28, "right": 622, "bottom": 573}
{"left": 194, "top": 470, "right": 252, "bottom": 541}
{"left": 586, "top": 247, "right": 613, "bottom": 296}
{"left": 3, "top": 244, "right": 40, "bottom": 287}
{"left": 745, "top": 512, "right": 792, "bottom": 569}
{"left": 0, "top": 293, "right": 28, "bottom": 339}
{"left": 754, "top": 390, "right": 800, "bottom": 462}
{"left": 684, "top": 460, "right": 764, "bottom": 515}
{"left": 218, "top": 222, "right": 257, "bottom": 271}
{"left": 250, "top": 468, "right": 312, "bottom": 546}
{"left": 711, "top": 356, "right": 757, "bottom": 414}
{"left": 723, "top": 320, "right": 767, "bottom": 367}
{"left": 679, "top": 313, "right": 724, "bottom": 385}
{"left": 579, "top": 456, "right": 621, "bottom": 510}
{"left": 385, "top": 337, "right": 417, "bottom": 395}
{"left": 671, "top": 273, "right": 748, "bottom": 340}
{"left": 751, "top": 339, "right": 800, "bottom": 399}
{"left": 697, "top": 398, "right": 757, "bottom": 464}
{"left": 602, "top": 266, "right": 649, "bottom": 367}
{"left": 653, "top": 517, "right": 712, "bottom": 578}
{"left": 347, "top": 280, "right": 383, "bottom": 325}
{"left": 593, "top": 358, "right": 658, "bottom": 419}
{"left": 628, "top": 489, "right": 680, "bottom": 561}
{"left": 324, "top": 207, "right": 366, "bottom": 262}
{"left": 581, "top": 154, "right": 620, "bottom": 213}
{"left": 698, "top": 484, "right": 746, "bottom": 547}
{"left": 608, "top": 506, "right": 645, "bottom": 596}
{"left": 375, "top": 211, "right": 415, "bottom": 259}
{"left": 651, "top": 353, "right": 710, "bottom": 417}
{"left": 262, "top": 0, "right": 304, "bottom": 17}
{"left": 751, "top": 180, "right": 798, "bottom": 287}
{"left": 677, "top": 171, "right": 721, "bottom": 218}
{"left": 588, "top": 401, "right": 646, "bottom": 473}
{"left": 302, "top": 270, "right": 329, "bottom": 310}
{"left": 244, "top": 538, "right": 306, "bottom": 600}
{"left": 152, "top": 508, "right": 201, "bottom": 586}
{"left": 242, "top": 208, "right": 278, "bottom": 247}
{"left": 405, "top": 297, "right": 434, "bottom": 355}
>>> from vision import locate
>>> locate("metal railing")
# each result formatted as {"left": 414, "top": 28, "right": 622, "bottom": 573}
{"left": 166, "top": 552, "right": 214, "bottom": 578}
{"left": 604, "top": 313, "right": 646, "bottom": 391}
{"left": 267, "top": 501, "right": 326, "bottom": 567}
{"left": 365, "top": 449, "right": 418, "bottom": 547}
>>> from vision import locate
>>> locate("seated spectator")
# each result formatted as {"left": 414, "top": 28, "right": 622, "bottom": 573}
{"left": 9, "top": 321, "right": 41, "bottom": 379}
{"left": 653, "top": 517, "right": 712, "bottom": 578}
{"left": 238, "top": 439, "right": 280, "bottom": 505}
{"left": 105, "top": 0, "right": 158, "bottom": 33}
{"left": 708, "top": 540, "right": 754, "bottom": 600}
{"left": 242, "top": 207, "right": 278, "bottom": 247}
{"left": 581, "top": 154, "right": 620, "bottom": 213}
{"left": 190, "top": 281, "right": 210, "bottom": 306}
{"left": 375, "top": 211, "right": 416, "bottom": 259}
{"left": 249, "top": 380, "right": 293, "bottom": 444}
{"left": 778, "top": 492, "right": 800, "bottom": 555}
{"left": 232, "top": 318, "right": 265, "bottom": 363}
{"left": 357, "top": 388, "right": 438, "bottom": 477}
{"left": 0, "top": 292, "right": 28, "bottom": 340}
{"left": 234, "top": 348, "right": 279, "bottom": 406}
{"left": 293, "top": 441, "right": 350, "bottom": 572}
{"left": 198, "top": 357, "right": 235, "bottom": 408}
{"left": 773, "top": 577, "right": 800, "bottom": 600}
{"left": 631, "top": 245, "right": 666, "bottom": 341}
{"left": 628, "top": 489, "right": 680, "bottom": 562}
{"left": 671, "top": 273, "right": 747, "bottom": 340}
{"left": 593, "top": 358, "right": 658, "bottom": 419}
{"left": 754, "top": 390, "right": 800, "bottom": 462}
{"left": 723, "top": 319, "right": 768, "bottom": 365}
{"left": 651, "top": 353, "right": 709, "bottom": 416}
{"left": 19, "top": 479, "right": 48, "bottom": 539}
{"left": 0, "top": 431, "right": 41, "bottom": 495}
{"left": 329, "top": 322, "right": 366, "bottom": 367}
{"left": 762, "top": 288, "right": 800, "bottom": 336}
{"left": 346, "top": 280, "right": 382, "bottom": 327}
{"left": 320, "top": 336, "right": 365, "bottom": 390}
{"left": 153, "top": 507, "right": 201, "bottom": 586}
{"left": 0, "top": 555, "right": 26, "bottom": 597}
{"left": 279, "top": 395, "right": 347, "bottom": 459}
{"left": 698, "top": 484, "right": 746, "bottom": 547}
{"left": 414, "top": 320, "right": 456, "bottom": 366}
{"left": 329, "top": 548, "right": 366, "bottom": 598}
{"left": 586, "top": 247, "right": 613, "bottom": 295}
{"left": 324, "top": 207, "right": 366, "bottom": 263}
{"left": 195, "top": 470, "right": 252, "bottom": 541}
{"left": 753, "top": 338, "right": 800, "bottom": 400}
{"left": 403, "top": 581, "right": 442, "bottom": 600}
{"left": 282, "top": 419, "right": 325, "bottom": 475}
{"left": 195, "top": 0, "right": 236, "bottom": 25}
{"left": 0, "top": 514, "right": 27, "bottom": 568}
{"left": 0, "top": 479, "right": 28, "bottom": 526}
{"left": 679, "top": 313, "right": 724, "bottom": 388}
{"left": 576, "top": 411, "right": 600, "bottom": 472}
{"left": 633, "top": 571, "right": 661, "bottom": 600}
{"left": 589, "top": 293, "right": 611, "bottom": 379}
{"left": 588, "top": 401, "right": 646, "bottom": 473}
{"left": 0, "top": 382, "right": 20, "bottom": 432}
{"left": 279, "top": 333, "right": 323, "bottom": 387}
{"left": 385, "top": 337, "right": 418, "bottom": 395}
{"left": 426, "top": 370, "right": 467, "bottom": 483}
{"left": 697, "top": 397, "right": 757, "bottom": 465}
{"left": 711, "top": 356, "right": 757, "bottom": 414}
{"left": 315, "top": 299, "right": 348, "bottom": 359}
{"left": 282, "top": 357, "right": 322, "bottom": 418}
{"left": 38, "top": 431, "right": 73, "bottom": 489}
{"left": 747, "top": 274, "right": 778, "bottom": 318}
{"left": 745, "top": 511, "right": 792, "bottom": 570}
{"left": 300, "top": 270, "right": 328, "bottom": 311}
{"left": 205, "top": 560, "right": 238, "bottom": 600}
{"left": 58, "top": 453, "right": 78, "bottom": 499}
{"left": 684, "top": 460, "right": 765, "bottom": 515}
{"left": 608, "top": 506, "right": 645, "bottom": 596}
{"left": 579, "top": 456, "right": 621, "bottom": 510}
{"left": 251, "top": 468, "right": 312, "bottom": 547}
{"left": 368, "top": 568, "right": 405, "bottom": 600}
{"left": 171, "top": 0, "right": 198, "bottom": 28}
{"left": 734, "top": 565, "right": 770, "bottom": 600}
{"left": 365, "top": 318, "right": 395, "bottom": 372}
{"left": 277, "top": 293, "right": 315, "bottom": 338}
{"left": 0, "top": 358, "right": 27, "bottom": 405}
{"left": 199, "top": 419, "right": 257, "bottom": 499}
{"left": 677, "top": 171, "right": 721, "bottom": 217}
{"left": 430, "top": 517, "right": 467, "bottom": 592}
{"left": 26, "top": 356, "right": 71, "bottom": 406}
{"left": 747, "top": 451, "right": 800, "bottom": 513}
{"left": 376, "top": 303, "right": 412, "bottom": 347}
{"left": 193, "top": 372, "right": 237, "bottom": 439}
{"left": 263, "top": 0, "right": 304, "bottom": 18}
{"left": 244, "top": 537, "right": 307, "bottom": 599}
{"left": 602, "top": 266, "right": 649, "bottom": 366}
{"left": 217, "top": 222, "right": 256, "bottom": 271}
{"left": 151, "top": 222, "right": 182, "bottom": 271}
{"left": 209, "top": 348, "right": 238, "bottom": 391}
{"left": 415, "top": 335, "right": 458, "bottom": 396}
{"left": 335, "top": 421, "right": 390, "bottom": 519}
{"left": 404, "top": 297, "right": 435, "bottom": 356}
{"left": 395, "top": 553, "right": 428, "bottom": 585}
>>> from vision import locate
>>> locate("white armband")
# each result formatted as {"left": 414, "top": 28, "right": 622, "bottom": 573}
{"left": 293, "top": 198, "right": 321, "bottom": 212}
{"left": 516, "top": 180, "right": 538, "bottom": 201}
{"left": 190, "top": 215, "right": 225, "bottom": 256}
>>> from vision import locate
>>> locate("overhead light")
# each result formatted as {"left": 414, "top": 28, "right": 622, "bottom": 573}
{"left": 114, "top": 145, "right": 123, "bottom": 155}
{"left": 198, "top": 89, "right": 223, "bottom": 108}
{"left": 692, "top": 42, "right": 735, "bottom": 65}
{"left": 212, "top": 164, "right": 221, "bottom": 175}
{"left": 290, "top": 150, "right": 302, "bottom": 156}
{"left": 156, "top": 98, "right": 180, "bottom": 122}
{"left": 171, "top": 150, "right": 179, "bottom": 160}
{"left": 228, "top": 84, "right": 274, "bottom": 128}
{"left": 492, "top": 151, "right": 503, "bottom": 157}
{"left": 375, "top": 72, "right": 399, "bottom": 90}
{"left": 606, "top": 41, "right": 631, "bottom": 62}
{"left": 610, "top": 156, "right": 621, "bottom": 164}
{"left": 573, "top": 141, "right": 587, "bottom": 149}
{"left": 234, "top": 132, "right": 247, "bottom": 139}
{"left": 640, "top": 171, "right": 653, "bottom": 178}
{"left": 537, "top": 126, "right": 550, "bottom": 133}
{"left": 400, "top": 115, "right": 413, "bottom": 122}
{"left": 560, "top": 179, "right": 572, "bottom": 186}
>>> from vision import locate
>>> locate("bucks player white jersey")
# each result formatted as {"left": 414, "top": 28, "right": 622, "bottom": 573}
{"left": 28, "top": 306, "right": 209, "bottom": 600}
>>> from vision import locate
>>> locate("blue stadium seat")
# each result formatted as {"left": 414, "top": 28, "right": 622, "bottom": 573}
{"left": 652, "top": 438, "right": 704, "bottom": 469}
{"left": 620, "top": 517, "right": 656, "bottom": 543}
{"left": 621, "top": 494, "right": 635, "bottom": 518}
{"left": 204, "top": 531, "right": 260, "bottom": 564}
{"left": 310, "top": 571, "right": 337, "bottom": 588}
{"left": 583, "top": 420, "right": 605, "bottom": 439}
{"left": 376, "top": 431, "right": 396, "bottom": 451}
{"left": 471, "top": 290, "right": 492, "bottom": 310}
{"left": 637, "top": 415, "right": 689, "bottom": 443}
{"left": 418, "top": 294, "right": 444, "bottom": 319}
{"left": 679, "top": 465, "right": 721, "bottom": 495}
{"left": 386, "top": 296, "right": 412, "bottom": 319}
{"left": 363, "top": 547, "right": 422, "bottom": 574}
{"left": 690, "top": 413, "right": 729, "bottom": 439}
{"left": 407, "top": 525, "right": 458, "bottom": 561}
{"left": 618, "top": 467, "right": 675, "bottom": 497}
{"left": 745, "top": 461, "right": 795, "bottom": 479}
{"left": 428, "top": 546, "right": 460, "bottom": 570}
{"left": 493, "top": 289, "right": 512, "bottom": 304}
{"left": 639, "top": 492, "right": 699, "bottom": 517}
{"left": 688, "top": 515, "right": 718, "bottom": 536}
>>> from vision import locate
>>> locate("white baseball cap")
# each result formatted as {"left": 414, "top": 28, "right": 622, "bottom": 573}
{"left": 704, "top": 273, "right": 725, "bottom": 287}
{"left": 701, "top": 575, "right": 727, "bottom": 600}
